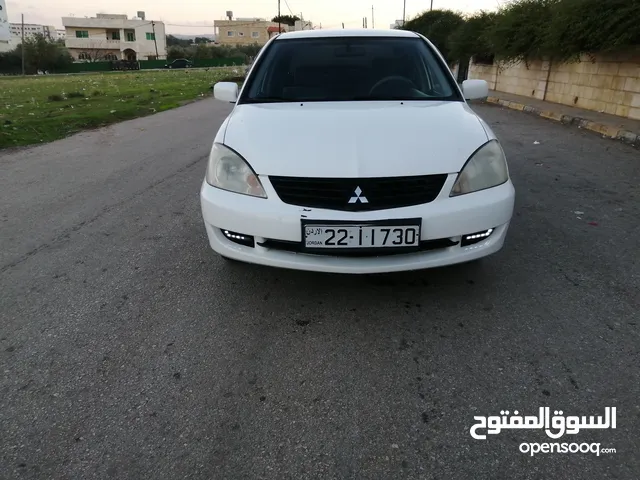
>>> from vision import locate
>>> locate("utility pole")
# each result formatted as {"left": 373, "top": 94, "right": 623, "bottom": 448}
{"left": 151, "top": 21, "right": 159, "bottom": 59}
{"left": 278, "top": 0, "right": 281, "bottom": 34}
{"left": 342, "top": 22, "right": 345, "bottom": 29}
{"left": 21, "top": 14, "right": 25, "bottom": 76}
{"left": 372, "top": 6, "right": 374, "bottom": 29}
{"left": 431, "top": 0, "right": 434, "bottom": 10}
{"left": 300, "top": 12, "right": 303, "bottom": 30}
{"left": 403, "top": 0, "right": 406, "bottom": 27}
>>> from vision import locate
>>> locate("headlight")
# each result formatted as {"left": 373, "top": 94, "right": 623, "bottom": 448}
{"left": 205, "top": 143, "right": 267, "bottom": 198}
{"left": 450, "top": 140, "right": 509, "bottom": 196}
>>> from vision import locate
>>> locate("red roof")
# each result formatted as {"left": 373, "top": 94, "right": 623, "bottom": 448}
{"left": 267, "top": 26, "right": 285, "bottom": 33}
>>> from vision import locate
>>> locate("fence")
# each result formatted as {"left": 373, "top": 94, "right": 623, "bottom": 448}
{"left": 468, "top": 50, "right": 640, "bottom": 120}
{"left": 59, "top": 57, "right": 246, "bottom": 74}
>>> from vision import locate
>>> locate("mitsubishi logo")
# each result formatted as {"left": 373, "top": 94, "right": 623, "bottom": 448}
{"left": 348, "top": 186, "right": 368, "bottom": 204}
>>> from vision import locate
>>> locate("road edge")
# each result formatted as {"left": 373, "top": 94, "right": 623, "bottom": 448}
{"left": 485, "top": 96, "right": 639, "bottom": 149}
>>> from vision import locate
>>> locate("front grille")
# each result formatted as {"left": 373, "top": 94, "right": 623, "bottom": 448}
{"left": 269, "top": 175, "right": 448, "bottom": 211}
{"left": 257, "top": 238, "right": 458, "bottom": 257}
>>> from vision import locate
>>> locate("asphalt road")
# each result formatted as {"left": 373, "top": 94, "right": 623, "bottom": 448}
{"left": 1, "top": 99, "right": 639, "bottom": 480}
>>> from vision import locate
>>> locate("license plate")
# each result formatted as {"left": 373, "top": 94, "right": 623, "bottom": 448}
{"left": 303, "top": 220, "right": 421, "bottom": 250}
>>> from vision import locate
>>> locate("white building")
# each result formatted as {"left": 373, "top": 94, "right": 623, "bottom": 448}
{"left": 56, "top": 29, "right": 66, "bottom": 40}
{"left": 293, "top": 19, "right": 313, "bottom": 31}
{"left": 9, "top": 23, "right": 57, "bottom": 42}
{"left": 62, "top": 13, "right": 166, "bottom": 62}
{"left": 0, "top": 0, "right": 10, "bottom": 52}
{"left": 390, "top": 20, "right": 403, "bottom": 29}
{"left": 0, "top": 1, "right": 60, "bottom": 52}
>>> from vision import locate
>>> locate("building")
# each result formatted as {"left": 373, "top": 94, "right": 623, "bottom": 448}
{"left": 390, "top": 20, "right": 403, "bottom": 29}
{"left": 293, "top": 19, "right": 313, "bottom": 31}
{"left": 56, "top": 29, "right": 66, "bottom": 41}
{"left": 62, "top": 13, "right": 166, "bottom": 62}
{"left": 214, "top": 17, "right": 286, "bottom": 46}
{"left": 9, "top": 23, "right": 58, "bottom": 42}
{"left": 0, "top": 0, "right": 11, "bottom": 52}
{"left": 0, "top": 0, "right": 61, "bottom": 53}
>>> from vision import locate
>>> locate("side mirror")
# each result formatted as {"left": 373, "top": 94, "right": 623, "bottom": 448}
{"left": 213, "top": 82, "right": 239, "bottom": 103}
{"left": 462, "top": 79, "right": 489, "bottom": 100}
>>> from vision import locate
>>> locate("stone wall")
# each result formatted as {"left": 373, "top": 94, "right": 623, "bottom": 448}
{"left": 468, "top": 51, "right": 640, "bottom": 120}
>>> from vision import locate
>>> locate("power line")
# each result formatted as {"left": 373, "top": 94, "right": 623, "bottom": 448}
{"left": 165, "top": 23, "right": 215, "bottom": 27}
{"left": 321, "top": 20, "right": 362, "bottom": 29}
{"left": 166, "top": 22, "right": 264, "bottom": 28}
{"left": 283, "top": 0, "right": 295, "bottom": 16}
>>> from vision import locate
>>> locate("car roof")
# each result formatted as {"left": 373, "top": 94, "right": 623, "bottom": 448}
{"left": 275, "top": 29, "right": 419, "bottom": 40}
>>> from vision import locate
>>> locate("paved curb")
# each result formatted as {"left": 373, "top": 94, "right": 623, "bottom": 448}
{"left": 486, "top": 96, "right": 639, "bottom": 148}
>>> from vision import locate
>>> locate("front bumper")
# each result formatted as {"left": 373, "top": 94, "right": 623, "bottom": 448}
{"left": 200, "top": 175, "right": 515, "bottom": 274}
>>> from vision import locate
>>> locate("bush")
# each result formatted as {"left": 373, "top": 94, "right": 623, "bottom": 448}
{"left": 485, "top": 0, "right": 557, "bottom": 63}
{"left": 544, "top": 0, "right": 640, "bottom": 61}
{"left": 67, "top": 92, "right": 85, "bottom": 98}
{"left": 403, "top": 1, "right": 640, "bottom": 64}
{"left": 47, "top": 94, "right": 64, "bottom": 102}
{"left": 0, "top": 49, "right": 24, "bottom": 74}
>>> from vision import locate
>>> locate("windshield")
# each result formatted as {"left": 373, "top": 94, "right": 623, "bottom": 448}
{"left": 240, "top": 36, "right": 461, "bottom": 104}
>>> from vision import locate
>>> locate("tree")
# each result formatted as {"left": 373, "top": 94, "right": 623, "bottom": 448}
{"left": 193, "top": 44, "right": 213, "bottom": 60}
{"left": 448, "top": 11, "right": 496, "bottom": 62}
{"left": 402, "top": 10, "right": 465, "bottom": 61}
{"left": 271, "top": 15, "right": 300, "bottom": 26}
{"left": 21, "top": 34, "right": 73, "bottom": 73}
{"left": 76, "top": 42, "right": 112, "bottom": 62}
{"left": 166, "top": 35, "right": 192, "bottom": 47}
{"left": 167, "top": 45, "right": 188, "bottom": 60}
{"left": 194, "top": 37, "right": 211, "bottom": 44}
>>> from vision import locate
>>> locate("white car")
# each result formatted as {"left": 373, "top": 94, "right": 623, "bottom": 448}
{"left": 201, "top": 29, "right": 515, "bottom": 274}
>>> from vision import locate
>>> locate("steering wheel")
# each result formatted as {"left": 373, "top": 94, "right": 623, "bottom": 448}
{"left": 369, "top": 75, "right": 416, "bottom": 96}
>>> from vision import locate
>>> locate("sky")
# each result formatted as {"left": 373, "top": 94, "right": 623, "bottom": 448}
{"left": 6, "top": 0, "right": 501, "bottom": 34}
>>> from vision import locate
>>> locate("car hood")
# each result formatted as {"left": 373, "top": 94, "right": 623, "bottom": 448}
{"left": 223, "top": 101, "right": 489, "bottom": 177}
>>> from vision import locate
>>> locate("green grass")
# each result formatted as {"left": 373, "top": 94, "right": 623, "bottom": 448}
{"left": 0, "top": 68, "right": 243, "bottom": 149}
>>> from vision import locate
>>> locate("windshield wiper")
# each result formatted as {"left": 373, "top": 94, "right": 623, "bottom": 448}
{"left": 243, "top": 96, "right": 292, "bottom": 104}
{"left": 349, "top": 95, "right": 445, "bottom": 101}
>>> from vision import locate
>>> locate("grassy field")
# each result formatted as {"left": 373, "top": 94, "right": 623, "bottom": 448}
{"left": 0, "top": 68, "right": 243, "bottom": 149}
